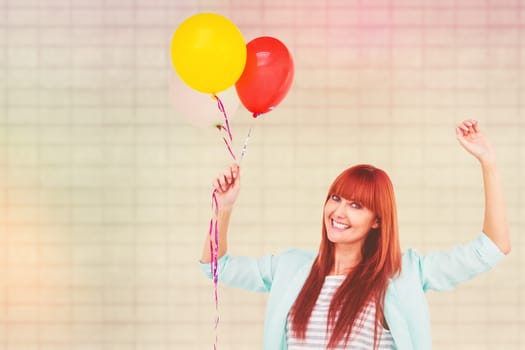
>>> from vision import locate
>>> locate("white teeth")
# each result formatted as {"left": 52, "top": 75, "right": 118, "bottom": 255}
{"left": 332, "top": 219, "right": 350, "bottom": 230}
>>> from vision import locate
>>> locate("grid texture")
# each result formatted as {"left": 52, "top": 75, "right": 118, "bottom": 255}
{"left": 0, "top": 0, "right": 524, "bottom": 349}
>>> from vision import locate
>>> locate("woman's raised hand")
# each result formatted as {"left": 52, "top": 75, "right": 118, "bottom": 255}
{"left": 455, "top": 119, "right": 496, "bottom": 165}
{"left": 212, "top": 163, "right": 241, "bottom": 211}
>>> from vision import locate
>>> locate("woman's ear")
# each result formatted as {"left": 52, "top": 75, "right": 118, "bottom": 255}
{"left": 372, "top": 218, "right": 380, "bottom": 229}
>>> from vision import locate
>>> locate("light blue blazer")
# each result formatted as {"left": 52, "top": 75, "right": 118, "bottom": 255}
{"left": 200, "top": 233, "right": 505, "bottom": 349}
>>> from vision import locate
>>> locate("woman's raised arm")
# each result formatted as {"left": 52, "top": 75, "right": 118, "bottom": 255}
{"left": 455, "top": 119, "right": 511, "bottom": 255}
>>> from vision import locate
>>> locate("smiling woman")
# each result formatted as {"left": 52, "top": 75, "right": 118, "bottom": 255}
{"left": 290, "top": 164, "right": 400, "bottom": 349}
{"left": 200, "top": 119, "right": 510, "bottom": 350}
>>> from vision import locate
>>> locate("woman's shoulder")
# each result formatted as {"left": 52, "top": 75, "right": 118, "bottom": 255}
{"left": 401, "top": 248, "right": 420, "bottom": 262}
{"left": 399, "top": 248, "right": 422, "bottom": 274}
{"left": 270, "top": 248, "right": 317, "bottom": 284}
{"left": 280, "top": 247, "right": 317, "bottom": 260}
{"left": 273, "top": 248, "right": 317, "bottom": 271}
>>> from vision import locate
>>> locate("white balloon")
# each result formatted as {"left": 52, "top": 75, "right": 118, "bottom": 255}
{"left": 168, "top": 72, "right": 240, "bottom": 128}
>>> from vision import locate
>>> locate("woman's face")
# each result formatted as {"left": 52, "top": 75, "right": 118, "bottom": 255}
{"left": 324, "top": 194, "right": 379, "bottom": 248}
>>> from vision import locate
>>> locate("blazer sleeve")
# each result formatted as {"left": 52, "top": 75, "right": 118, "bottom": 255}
{"left": 412, "top": 232, "right": 506, "bottom": 292}
{"left": 199, "top": 253, "right": 279, "bottom": 293}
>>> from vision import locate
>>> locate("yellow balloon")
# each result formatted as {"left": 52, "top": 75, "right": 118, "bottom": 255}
{"left": 170, "top": 13, "right": 247, "bottom": 94}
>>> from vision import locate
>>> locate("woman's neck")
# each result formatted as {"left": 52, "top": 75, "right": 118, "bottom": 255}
{"left": 329, "top": 245, "right": 362, "bottom": 275}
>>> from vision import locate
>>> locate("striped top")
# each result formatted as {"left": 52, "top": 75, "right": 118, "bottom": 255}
{"left": 286, "top": 275, "right": 395, "bottom": 350}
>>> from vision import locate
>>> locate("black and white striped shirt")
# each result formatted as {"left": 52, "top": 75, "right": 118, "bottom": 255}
{"left": 286, "top": 275, "right": 395, "bottom": 349}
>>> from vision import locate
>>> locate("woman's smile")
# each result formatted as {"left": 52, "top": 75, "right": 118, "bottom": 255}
{"left": 331, "top": 219, "right": 350, "bottom": 231}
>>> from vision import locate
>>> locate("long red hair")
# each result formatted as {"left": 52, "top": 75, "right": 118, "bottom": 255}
{"left": 289, "top": 164, "right": 402, "bottom": 349}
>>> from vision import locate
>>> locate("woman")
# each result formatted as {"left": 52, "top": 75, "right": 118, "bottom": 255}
{"left": 200, "top": 120, "right": 510, "bottom": 349}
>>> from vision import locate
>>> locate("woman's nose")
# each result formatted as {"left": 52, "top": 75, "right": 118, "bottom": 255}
{"left": 333, "top": 202, "right": 346, "bottom": 217}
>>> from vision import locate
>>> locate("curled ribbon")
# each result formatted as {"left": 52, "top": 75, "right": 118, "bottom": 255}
{"left": 209, "top": 94, "right": 253, "bottom": 349}
{"left": 209, "top": 191, "right": 220, "bottom": 349}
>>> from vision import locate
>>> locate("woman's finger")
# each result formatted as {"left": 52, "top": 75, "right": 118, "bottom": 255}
{"left": 225, "top": 166, "right": 236, "bottom": 184}
{"left": 216, "top": 174, "right": 228, "bottom": 192}
{"left": 472, "top": 120, "right": 479, "bottom": 132}
{"left": 223, "top": 174, "right": 231, "bottom": 186}
{"left": 456, "top": 127, "right": 466, "bottom": 139}
{"left": 230, "top": 163, "right": 238, "bottom": 176}
{"left": 213, "top": 178, "right": 223, "bottom": 192}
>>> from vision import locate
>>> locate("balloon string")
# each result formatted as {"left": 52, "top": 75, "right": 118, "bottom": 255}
{"left": 221, "top": 135, "right": 237, "bottom": 161}
{"left": 209, "top": 94, "right": 239, "bottom": 350}
{"left": 239, "top": 127, "right": 253, "bottom": 165}
{"left": 214, "top": 95, "right": 237, "bottom": 162}
{"left": 208, "top": 94, "right": 255, "bottom": 350}
{"left": 209, "top": 190, "right": 220, "bottom": 350}
{"left": 214, "top": 95, "right": 234, "bottom": 142}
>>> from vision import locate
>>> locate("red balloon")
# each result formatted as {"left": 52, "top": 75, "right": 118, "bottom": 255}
{"left": 235, "top": 36, "right": 294, "bottom": 117}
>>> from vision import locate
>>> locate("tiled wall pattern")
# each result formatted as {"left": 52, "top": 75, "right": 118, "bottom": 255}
{"left": 0, "top": 0, "right": 523, "bottom": 349}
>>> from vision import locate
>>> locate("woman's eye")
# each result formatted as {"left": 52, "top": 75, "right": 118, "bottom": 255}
{"left": 331, "top": 194, "right": 340, "bottom": 201}
{"left": 350, "top": 202, "right": 362, "bottom": 209}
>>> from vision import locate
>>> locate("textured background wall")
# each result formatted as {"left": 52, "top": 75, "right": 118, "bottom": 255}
{"left": 0, "top": 0, "right": 523, "bottom": 349}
